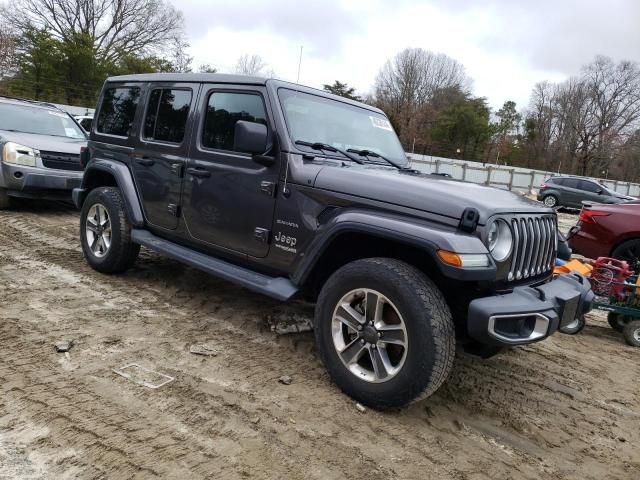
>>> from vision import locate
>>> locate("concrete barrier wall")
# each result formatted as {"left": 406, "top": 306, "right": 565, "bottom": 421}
{"left": 407, "top": 153, "right": 640, "bottom": 197}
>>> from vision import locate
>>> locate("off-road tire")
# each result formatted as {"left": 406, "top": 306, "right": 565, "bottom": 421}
{"left": 559, "top": 315, "right": 586, "bottom": 335}
{"left": 314, "top": 258, "right": 455, "bottom": 409}
{"left": 0, "top": 188, "right": 13, "bottom": 210}
{"left": 622, "top": 320, "right": 640, "bottom": 347}
{"left": 607, "top": 312, "right": 630, "bottom": 333}
{"left": 543, "top": 194, "right": 559, "bottom": 208}
{"left": 80, "top": 187, "right": 140, "bottom": 273}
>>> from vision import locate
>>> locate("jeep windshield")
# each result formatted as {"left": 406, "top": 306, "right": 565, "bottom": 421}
{"left": 278, "top": 88, "right": 408, "bottom": 167}
{"left": 0, "top": 103, "right": 86, "bottom": 139}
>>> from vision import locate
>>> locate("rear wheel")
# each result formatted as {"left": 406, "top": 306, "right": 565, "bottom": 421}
{"left": 611, "top": 239, "right": 640, "bottom": 272}
{"left": 80, "top": 187, "right": 140, "bottom": 273}
{"left": 607, "top": 312, "right": 631, "bottom": 332}
{"left": 543, "top": 194, "right": 559, "bottom": 208}
{"left": 622, "top": 320, "right": 640, "bottom": 347}
{"left": 314, "top": 258, "right": 455, "bottom": 409}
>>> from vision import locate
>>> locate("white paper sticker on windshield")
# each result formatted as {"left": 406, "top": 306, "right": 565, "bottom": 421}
{"left": 369, "top": 116, "right": 393, "bottom": 131}
{"left": 48, "top": 111, "right": 68, "bottom": 118}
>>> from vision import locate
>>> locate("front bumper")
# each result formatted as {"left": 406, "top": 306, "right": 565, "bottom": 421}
{"left": 1, "top": 162, "right": 82, "bottom": 195}
{"left": 467, "top": 273, "right": 594, "bottom": 346}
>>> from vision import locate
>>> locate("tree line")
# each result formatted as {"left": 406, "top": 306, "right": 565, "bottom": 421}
{"left": 0, "top": 1, "right": 638, "bottom": 182}
{"left": 336, "top": 48, "right": 639, "bottom": 182}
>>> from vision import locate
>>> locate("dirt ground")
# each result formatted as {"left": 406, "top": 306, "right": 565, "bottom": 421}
{"left": 0, "top": 203, "right": 638, "bottom": 480}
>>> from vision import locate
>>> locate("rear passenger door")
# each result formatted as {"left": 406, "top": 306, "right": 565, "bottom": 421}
{"left": 182, "top": 85, "right": 278, "bottom": 257}
{"left": 131, "top": 83, "right": 196, "bottom": 230}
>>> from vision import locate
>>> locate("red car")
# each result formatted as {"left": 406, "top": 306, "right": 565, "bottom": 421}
{"left": 568, "top": 201, "right": 640, "bottom": 270}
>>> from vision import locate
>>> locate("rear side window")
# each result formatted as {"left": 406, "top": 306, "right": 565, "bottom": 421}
{"left": 96, "top": 87, "right": 141, "bottom": 137}
{"left": 202, "top": 92, "right": 267, "bottom": 151}
{"left": 579, "top": 180, "right": 600, "bottom": 192}
{"left": 143, "top": 89, "right": 192, "bottom": 144}
{"left": 563, "top": 178, "right": 579, "bottom": 189}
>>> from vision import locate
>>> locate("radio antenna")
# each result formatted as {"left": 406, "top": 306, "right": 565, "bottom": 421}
{"left": 296, "top": 46, "right": 303, "bottom": 83}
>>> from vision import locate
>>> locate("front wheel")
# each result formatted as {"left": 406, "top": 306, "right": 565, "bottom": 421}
{"left": 314, "top": 258, "right": 455, "bottom": 409}
{"left": 623, "top": 320, "right": 640, "bottom": 347}
{"left": 0, "top": 188, "right": 13, "bottom": 210}
{"left": 559, "top": 315, "right": 586, "bottom": 335}
{"left": 80, "top": 187, "right": 140, "bottom": 273}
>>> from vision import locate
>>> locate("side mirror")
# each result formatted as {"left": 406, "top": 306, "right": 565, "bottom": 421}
{"left": 597, "top": 189, "right": 603, "bottom": 194}
{"left": 234, "top": 120, "right": 268, "bottom": 154}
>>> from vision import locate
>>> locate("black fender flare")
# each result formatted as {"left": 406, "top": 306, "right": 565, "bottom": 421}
{"left": 292, "top": 210, "right": 495, "bottom": 285}
{"left": 73, "top": 159, "right": 144, "bottom": 227}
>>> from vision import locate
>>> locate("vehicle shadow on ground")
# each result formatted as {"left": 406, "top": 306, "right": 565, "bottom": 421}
{"left": 6, "top": 198, "right": 77, "bottom": 213}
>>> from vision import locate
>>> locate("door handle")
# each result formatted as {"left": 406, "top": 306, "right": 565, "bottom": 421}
{"left": 135, "top": 157, "right": 155, "bottom": 167}
{"left": 186, "top": 167, "right": 211, "bottom": 178}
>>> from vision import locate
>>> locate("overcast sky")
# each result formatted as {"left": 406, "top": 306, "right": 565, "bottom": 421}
{"left": 178, "top": 0, "right": 640, "bottom": 110}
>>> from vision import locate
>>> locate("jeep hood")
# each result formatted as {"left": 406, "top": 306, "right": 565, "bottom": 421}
{"left": 314, "top": 165, "right": 550, "bottom": 224}
{"left": 0, "top": 130, "right": 86, "bottom": 154}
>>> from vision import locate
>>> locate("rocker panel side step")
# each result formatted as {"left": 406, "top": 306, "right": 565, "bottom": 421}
{"left": 131, "top": 229, "right": 298, "bottom": 301}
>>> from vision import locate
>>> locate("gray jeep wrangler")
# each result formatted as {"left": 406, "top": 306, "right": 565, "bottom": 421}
{"left": 73, "top": 74, "right": 593, "bottom": 408}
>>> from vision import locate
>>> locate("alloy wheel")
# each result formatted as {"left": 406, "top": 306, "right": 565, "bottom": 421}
{"left": 85, "top": 203, "right": 112, "bottom": 258}
{"left": 331, "top": 288, "right": 408, "bottom": 383}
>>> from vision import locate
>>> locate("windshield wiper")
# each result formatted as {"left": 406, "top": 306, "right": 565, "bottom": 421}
{"left": 295, "top": 140, "right": 364, "bottom": 165}
{"left": 346, "top": 148, "right": 405, "bottom": 170}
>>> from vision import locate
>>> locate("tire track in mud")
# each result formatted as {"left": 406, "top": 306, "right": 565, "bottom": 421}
{"left": 1, "top": 207, "right": 639, "bottom": 479}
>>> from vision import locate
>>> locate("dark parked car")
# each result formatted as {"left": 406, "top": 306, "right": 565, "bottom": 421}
{"left": 73, "top": 73, "right": 593, "bottom": 408}
{"left": 537, "top": 176, "right": 634, "bottom": 209}
{"left": 0, "top": 96, "right": 87, "bottom": 208}
{"left": 568, "top": 201, "right": 640, "bottom": 271}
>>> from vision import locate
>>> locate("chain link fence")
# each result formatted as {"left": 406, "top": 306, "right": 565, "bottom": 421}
{"left": 407, "top": 153, "right": 640, "bottom": 197}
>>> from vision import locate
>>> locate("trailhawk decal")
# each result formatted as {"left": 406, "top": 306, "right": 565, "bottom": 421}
{"left": 274, "top": 232, "right": 297, "bottom": 254}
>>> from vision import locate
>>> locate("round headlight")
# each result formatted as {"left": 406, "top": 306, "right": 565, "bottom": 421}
{"left": 487, "top": 219, "right": 513, "bottom": 262}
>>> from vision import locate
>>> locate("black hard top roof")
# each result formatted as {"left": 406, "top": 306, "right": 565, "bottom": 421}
{"left": 105, "top": 73, "right": 385, "bottom": 115}
{"left": 106, "top": 73, "right": 268, "bottom": 85}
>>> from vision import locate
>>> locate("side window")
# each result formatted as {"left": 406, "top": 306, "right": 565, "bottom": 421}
{"left": 563, "top": 178, "right": 579, "bottom": 189}
{"left": 96, "top": 87, "right": 141, "bottom": 137}
{"left": 143, "top": 88, "right": 192, "bottom": 144}
{"left": 202, "top": 92, "right": 267, "bottom": 151}
{"left": 579, "top": 180, "right": 600, "bottom": 193}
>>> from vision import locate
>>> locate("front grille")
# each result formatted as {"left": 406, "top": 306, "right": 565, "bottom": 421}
{"left": 40, "top": 151, "right": 82, "bottom": 171}
{"left": 508, "top": 215, "right": 557, "bottom": 281}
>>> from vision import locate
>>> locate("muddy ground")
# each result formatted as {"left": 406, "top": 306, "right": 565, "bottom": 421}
{"left": 0, "top": 203, "right": 638, "bottom": 480}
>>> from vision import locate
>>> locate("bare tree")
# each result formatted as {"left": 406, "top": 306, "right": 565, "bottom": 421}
{"left": 3, "top": 0, "right": 185, "bottom": 63}
{"left": 0, "top": 17, "right": 18, "bottom": 79}
{"left": 234, "top": 54, "right": 268, "bottom": 76}
{"left": 523, "top": 56, "right": 640, "bottom": 178}
{"left": 373, "top": 48, "right": 470, "bottom": 146}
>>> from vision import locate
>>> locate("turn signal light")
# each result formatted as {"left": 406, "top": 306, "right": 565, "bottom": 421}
{"left": 437, "top": 250, "right": 463, "bottom": 267}
{"left": 437, "top": 250, "right": 490, "bottom": 268}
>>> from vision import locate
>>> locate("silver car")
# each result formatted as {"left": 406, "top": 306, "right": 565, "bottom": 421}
{"left": 0, "top": 96, "right": 87, "bottom": 208}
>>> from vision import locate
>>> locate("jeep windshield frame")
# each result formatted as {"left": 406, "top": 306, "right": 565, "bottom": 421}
{"left": 277, "top": 88, "right": 408, "bottom": 167}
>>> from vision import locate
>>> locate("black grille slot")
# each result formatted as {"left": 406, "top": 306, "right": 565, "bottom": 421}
{"left": 40, "top": 151, "right": 82, "bottom": 171}
{"left": 508, "top": 214, "right": 557, "bottom": 282}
